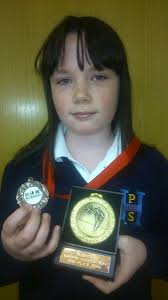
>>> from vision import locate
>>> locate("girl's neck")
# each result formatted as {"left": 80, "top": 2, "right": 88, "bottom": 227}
{"left": 65, "top": 129, "right": 113, "bottom": 172}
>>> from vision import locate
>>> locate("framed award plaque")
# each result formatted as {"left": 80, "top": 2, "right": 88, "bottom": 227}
{"left": 54, "top": 186, "right": 123, "bottom": 279}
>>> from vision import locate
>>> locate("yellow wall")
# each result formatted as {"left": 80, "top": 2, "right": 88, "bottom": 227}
{"left": 0, "top": 0, "right": 167, "bottom": 299}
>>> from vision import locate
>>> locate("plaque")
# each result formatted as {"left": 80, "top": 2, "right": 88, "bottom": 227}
{"left": 54, "top": 186, "right": 123, "bottom": 279}
{"left": 16, "top": 177, "right": 49, "bottom": 209}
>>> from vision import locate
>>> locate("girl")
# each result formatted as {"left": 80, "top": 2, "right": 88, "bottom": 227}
{"left": 0, "top": 16, "right": 168, "bottom": 300}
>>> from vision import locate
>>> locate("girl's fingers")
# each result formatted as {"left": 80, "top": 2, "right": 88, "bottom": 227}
{"left": 15, "top": 208, "right": 41, "bottom": 248}
{"left": 45, "top": 225, "right": 61, "bottom": 254}
{"left": 82, "top": 267, "right": 125, "bottom": 294}
{"left": 25, "top": 213, "right": 51, "bottom": 255}
{"left": 2, "top": 206, "right": 32, "bottom": 236}
{"left": 82, "top": 236, "right": 147, "bottom": 294}
{"left": 33, "top": 225, "right": 61, "bottom": 259}
{"left": 2, "top": 206, "right": 60, "bottom": 261}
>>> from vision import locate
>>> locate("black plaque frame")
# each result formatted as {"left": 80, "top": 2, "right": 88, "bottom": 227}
{"left": 54, "top": 186, "right": 123, "bottom": 279}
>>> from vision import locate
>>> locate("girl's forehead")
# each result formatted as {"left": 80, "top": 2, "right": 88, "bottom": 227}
{"left": 64, "top": 33, "right": 78, "bottom": 49}
{"left": 58, "top": 33, "right": 92, "bottom": 70}
{"left": 56, "top": 64, "right": 99, "bottom": 74}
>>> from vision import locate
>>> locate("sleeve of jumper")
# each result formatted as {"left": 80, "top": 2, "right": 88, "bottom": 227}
{"left": 136, "top": 152, "right": 168, "bottom": 278}
{"left": 0, "top": 163, "right": 32, "bottom": 286}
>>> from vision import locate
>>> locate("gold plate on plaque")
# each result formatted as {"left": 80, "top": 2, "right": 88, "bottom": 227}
{"left": 59, "top": 247, "right": 111, "bottom": 273}
{"left": 70, "top": 193, "right": 115, "bottom": 244}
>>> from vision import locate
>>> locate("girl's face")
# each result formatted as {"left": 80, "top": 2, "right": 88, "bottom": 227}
{"left": 50, "top": 34, "right": 119, "bottom": 137}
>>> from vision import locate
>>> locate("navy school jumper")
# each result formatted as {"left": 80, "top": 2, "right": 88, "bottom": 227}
{"left": 0, "top": 137, "right": 168, "bottom": 300}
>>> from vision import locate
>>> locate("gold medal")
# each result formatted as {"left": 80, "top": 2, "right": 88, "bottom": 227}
{"left": 70, "top": 193, "right": 115, "bottom": 244}
{"left": 16, "top": 177, "right": 49, "bottom": 209}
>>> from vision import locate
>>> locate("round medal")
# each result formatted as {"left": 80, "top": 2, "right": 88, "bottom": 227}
{"left": 70, "top": 193, "right": 116, "bottom": 244}
{"left": 16, "top": 177, "right": 49, "bottom": 209}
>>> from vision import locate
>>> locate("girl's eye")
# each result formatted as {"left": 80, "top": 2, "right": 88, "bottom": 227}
{"left": 91, "top": 74, "right": 108, "bottom": 81}
{"left": 56, "top": 78, "right": 72, "bottom": 85}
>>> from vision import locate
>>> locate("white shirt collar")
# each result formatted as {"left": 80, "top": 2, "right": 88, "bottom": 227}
{"left": 54, "top": 123, "right": 121, "bottom": 182}
{"left": 54, "top": 123, "right": 72, "bottom": 162}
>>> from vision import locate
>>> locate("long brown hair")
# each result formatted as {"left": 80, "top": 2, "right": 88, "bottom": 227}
{"left": 14, "top": 15, "right": 133, "bottom": 164}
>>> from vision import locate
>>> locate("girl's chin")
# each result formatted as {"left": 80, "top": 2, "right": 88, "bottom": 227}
{"left": 68, "top": 127, "right": 101, "bottom": 136}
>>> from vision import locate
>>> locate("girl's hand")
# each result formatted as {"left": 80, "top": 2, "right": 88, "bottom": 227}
{"left": 1, "top": 206, "right": 60, "bottom": 261}
{"left": 82, "top": 235, "right": 147, "bottom": 294}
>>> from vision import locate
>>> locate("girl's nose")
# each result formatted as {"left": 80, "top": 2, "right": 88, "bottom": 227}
{"left": 73, "top": 81, "right": 91, "bottom": 103}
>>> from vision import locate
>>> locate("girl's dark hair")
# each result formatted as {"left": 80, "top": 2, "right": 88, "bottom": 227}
{"left": 14, "top": 15, "right": 133, "bottom": 163}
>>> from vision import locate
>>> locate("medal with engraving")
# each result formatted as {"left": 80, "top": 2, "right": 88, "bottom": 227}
{"left": 55, "top": 186, "right": 123, "bottom": 279}
{"left": 70, "top": 193, "right": 116, "bottom": 244}
{"left": 16, "top": 177, "right": 49, "bottom": 209}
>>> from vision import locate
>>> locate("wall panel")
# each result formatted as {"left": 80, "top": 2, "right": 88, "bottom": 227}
{"left": 0, "top": 1, "right": 167, "bottom": 299}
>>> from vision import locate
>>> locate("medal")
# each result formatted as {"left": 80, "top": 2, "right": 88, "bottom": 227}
{"left": 16, "top": 177, "right": 49, "bottom": 209}
{"left": 70, "top": 193, "right": 116, "bottom": 244}
{"left": 55, "top": 186, "right": 123, "bottom": 279}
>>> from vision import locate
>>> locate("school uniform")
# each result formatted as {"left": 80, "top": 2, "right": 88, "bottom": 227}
{"left": 0, "top": 126, "right": 168, "bottom": 300}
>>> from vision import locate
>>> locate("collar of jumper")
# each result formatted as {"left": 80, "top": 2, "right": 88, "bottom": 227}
{"left": 42, "top": 136, "right": 141, "bottom": 200}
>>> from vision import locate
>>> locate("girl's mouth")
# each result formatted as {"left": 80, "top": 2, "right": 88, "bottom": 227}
{"left": 72, "top": 112, "right": 96, "bottom": 120}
